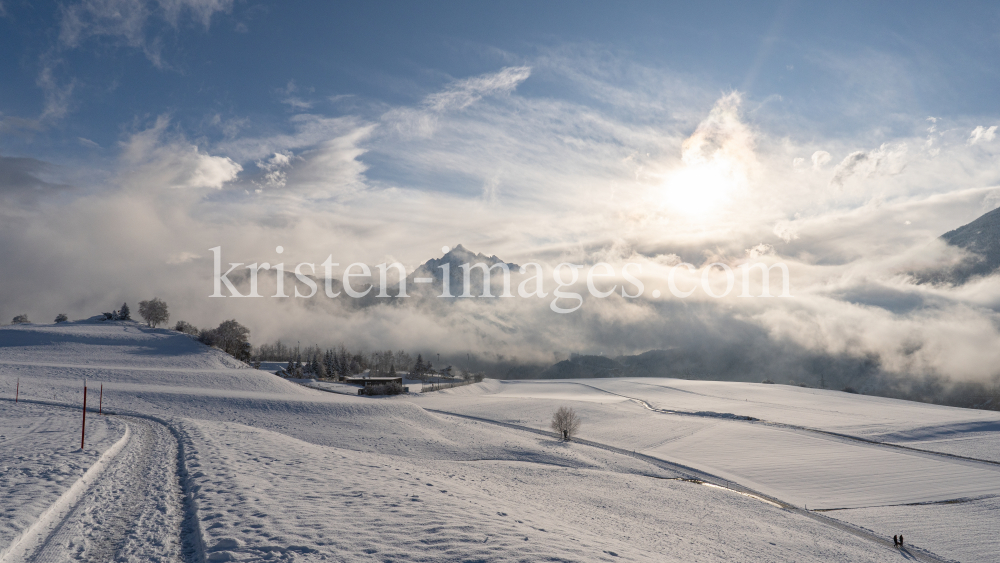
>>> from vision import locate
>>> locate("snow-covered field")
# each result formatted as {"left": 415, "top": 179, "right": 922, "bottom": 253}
{"left": 1, "top": 321, "right": 998, "bottom": 562}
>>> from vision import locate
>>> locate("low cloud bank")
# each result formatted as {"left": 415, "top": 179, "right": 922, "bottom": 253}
{"left": 2, "top": 60, "right": 1000, "bottom": 408}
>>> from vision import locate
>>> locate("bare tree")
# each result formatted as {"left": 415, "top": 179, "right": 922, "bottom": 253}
{"left": 138, "top": 298, "right": 169, "bottom": 328}
{"left": 55, "top": 314, "right": 69, "bottom": 323}
{"left": 551, "top": 406, "right": 581, "bottom": 441}
{"left": 202, "top": 319, "right": 252, "bottom": 362}
{"left": 174, "top": 320, "right": 198, "bottom": 335}
{"left": 12, "top": 314, "right": 29, "bottom": 324}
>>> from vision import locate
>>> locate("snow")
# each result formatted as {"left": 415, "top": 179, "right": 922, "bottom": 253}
{"left": 3, "top": 321, "right": 999, "bottom": 561}
{"left": 0, "top": 401, "right": 125, "bottom": 556}
{"left": 823, "top": 496, "right": 1000, "bottom": 563}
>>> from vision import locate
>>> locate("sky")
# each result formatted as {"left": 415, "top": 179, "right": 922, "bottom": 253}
{"left": 1, "top": 1, "right": 999, "bottom": 389}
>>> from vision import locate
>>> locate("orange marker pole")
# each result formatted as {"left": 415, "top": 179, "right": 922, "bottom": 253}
{"left": 81, "top": 381, "right": 87, "bottom": 450}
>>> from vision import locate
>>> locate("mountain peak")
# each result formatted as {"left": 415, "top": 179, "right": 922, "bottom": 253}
{"left": 413, "top": 245, "right": 520, "bottom": 291}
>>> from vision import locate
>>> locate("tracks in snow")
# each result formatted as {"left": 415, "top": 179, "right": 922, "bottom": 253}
{"left": 426, "top": 407, "right": 955, "bottom": 563}
{"left": 566, "top": 380, "right": 1000, "bottom": 470}
{"left": 0, "top": 399, "right": 204, "bottom": 563}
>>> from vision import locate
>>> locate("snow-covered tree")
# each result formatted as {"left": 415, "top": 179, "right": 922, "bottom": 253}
{"left": 11, "top": 314, "right": 29, "bottom": 324}
{"left": 119, "top": 303, "right": 131, "bottom": 320}
{"left": 54, "top": 313, "right": 68, "bottom": 323}
{"left": 199, "top": 319, "right": 252, "bottom": 363}
{"left": 138, "top": 298, "right": 169, "bottom": 328}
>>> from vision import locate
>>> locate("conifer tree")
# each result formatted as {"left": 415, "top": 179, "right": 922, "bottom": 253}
{"left": 412, "top": 354, "right": 426, "bottom": 380}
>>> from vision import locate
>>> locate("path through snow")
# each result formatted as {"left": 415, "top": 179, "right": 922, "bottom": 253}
{"left": 1, "top": 408, "right": 189, "bottom": 563}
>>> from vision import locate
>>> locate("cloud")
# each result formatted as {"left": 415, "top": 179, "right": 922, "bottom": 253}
{"left": 829, "top": 143, "right": 907, "bottom": 188}
{"left": 0, "top": 153, "right": 69, "bottom": 204}
{"left": 680, "top": 92, "right": 756, "bottom": 171}
{"left": 58, "top": 0, "right": 233, "bottom": 66}
{"left": 78, "top": 137, "right": 101, "bottom": 149}
{"left": 968, "top": 125, "right": 997, "bottom": 145}
{"left": 811, "top": 150, "right": 831, "bottom": 169}
{"left": 773, "top": 221, "right": 799, "bottom": 242}
{"left": 158, "top": 0, "right": 232, "bottom": 27}
{"left": 216, "top": 114, "right": 366, "bottom": 163}
{"left": 384, "top": 66, "right": 532, "bottom": 139}
{"left": 252, "top": 151, "right": 297, "bottom": 192}
{"left": 279, "top": 126, "right": 373, "bottom": 198}
{"left": 119, "top": 116, "right": 242, "bottom": 189}
{"left": 59, "top": 0, "right": 150, "bottom": 50}
{"left": 0, "top": 114, "right": 44, "bottom": 136}
{"left": 279, "top": 80, "right": 314, "bottom": 110}
{"left": 36, "top": 65, "right": 75, "bottom": 121}
{"left": 425, "top": 66, "right": 532, "bottom": 112}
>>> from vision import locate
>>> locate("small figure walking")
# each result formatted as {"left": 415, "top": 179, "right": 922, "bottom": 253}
{"left": 899, "top": 535, "right": 904, "bottom": 547}
{"left": 893, "top": 535, "right": 898, "bottom": 547}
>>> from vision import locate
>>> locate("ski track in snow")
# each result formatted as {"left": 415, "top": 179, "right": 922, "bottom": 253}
{"left": 0, "top": 401, "right": 194, "bottom": 563}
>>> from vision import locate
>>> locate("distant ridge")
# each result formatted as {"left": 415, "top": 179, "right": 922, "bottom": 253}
{"left": 912, "top": 206, "right": 1000, "bottom": 285}
{"left": 940, "top": 206, "right": 1000, "bottom": 282}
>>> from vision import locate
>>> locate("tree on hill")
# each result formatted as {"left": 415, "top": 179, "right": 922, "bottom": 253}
{"left": 551, "top": 406, "right": 581, "bottom": 441}
{"left": 12, "top": 314, "right": 29, "bottom": 324}
{"left": 199, "top": 319, "right": 252, "bottom": 363}
{"left": 174, "top": 321, "right": 198, "bottom": 335}
{"left": 119, "top": 303, "right": 131, "bottom": 320}
{"left": 138, "top": 298, "right": 169, "bottom": 328}
{"left": 54, "top": 314, "right": 68, "bottom": 323}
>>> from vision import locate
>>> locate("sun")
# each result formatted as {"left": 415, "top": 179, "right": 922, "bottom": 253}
{"left": 660, "top": 159, "right": 742, "bottom": 218}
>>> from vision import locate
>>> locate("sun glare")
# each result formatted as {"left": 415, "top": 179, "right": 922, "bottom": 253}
{"left": 660, "top": 160, "right": 742, "bottom": 218}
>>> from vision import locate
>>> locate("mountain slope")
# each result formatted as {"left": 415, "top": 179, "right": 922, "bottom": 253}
{"left": 939, "top": 205, "right": 1000, "bottom": 282}
{"left": 409, "top": 244, "right": 520, "bottom": 297}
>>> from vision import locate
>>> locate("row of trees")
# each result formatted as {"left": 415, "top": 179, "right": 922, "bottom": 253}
{"left": 260, "top": 343, "right": 421, "bottom": 380}
{"left": 258, "top": 341, "right": 481, "bottom": 383}
{"left": 102, "top": 303, "right": 131, "bottom": 321}
{"left": 100, "top": 298, "right": 170, "bottom": 328}
{"left": 9, "top": 298, "right": 168, "bottom": 327}
{"left": 170, "top": 318, "right": 253, "bottom": 363}
{"left": 10, "top": 313, "right": 71, "bottom": 324}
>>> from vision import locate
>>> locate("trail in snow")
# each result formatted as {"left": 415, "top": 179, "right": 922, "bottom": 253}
{"left": 567, "top": 380, "right": 1000, "bottom": 468}
{"left": 425, "top": 408, "right": 953, "bottom": 563}
{"left": 1, "top": 404, "right": 193, "bottom": 563}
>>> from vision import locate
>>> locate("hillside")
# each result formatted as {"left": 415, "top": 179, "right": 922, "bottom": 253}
{"left": 1, "top": 322, "right": 998, "bottom": 561}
